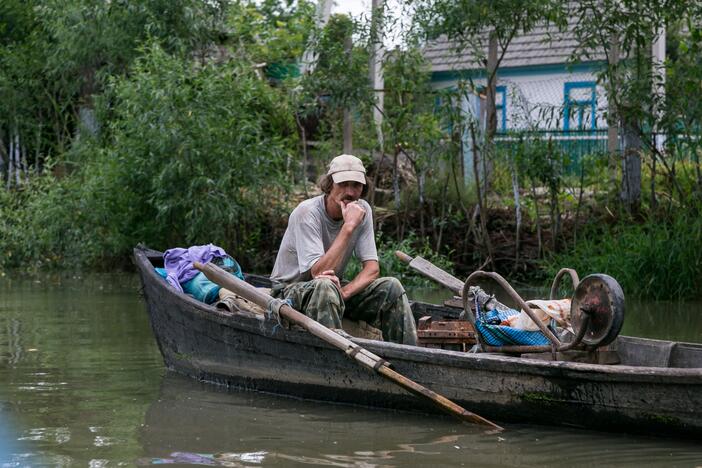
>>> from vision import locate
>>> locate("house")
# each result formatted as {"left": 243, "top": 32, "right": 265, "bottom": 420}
{"left": 424, "top": 22, "right": 609, "bottom": 131}
{"left": 423, "top": 22, "right": 611, "bottom": 177}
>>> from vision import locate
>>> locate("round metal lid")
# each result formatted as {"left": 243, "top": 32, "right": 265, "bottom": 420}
{"left": 571, "top": 274, "right": 625, "bottom": 347}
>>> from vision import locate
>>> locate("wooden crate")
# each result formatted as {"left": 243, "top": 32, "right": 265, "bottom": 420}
{"left": 417, "top": 316, "right": 477, "bottom": 352}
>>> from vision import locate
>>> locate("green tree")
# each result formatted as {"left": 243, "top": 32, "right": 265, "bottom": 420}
{"left": 0, "top": 44, "right": 298, "bottom": 270}
{"left": 0, "top": 0, "right": 226, "bottom": 178}
{"left": 225, "top": 0, "right": 316, "bottom": 67}
{"left": 569, "top": 0, "right": 698, "bottom": 212}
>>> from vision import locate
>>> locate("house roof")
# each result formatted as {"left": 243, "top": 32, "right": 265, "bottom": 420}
{"left": 424, "top": 21, "right": 606, "bottom": 73}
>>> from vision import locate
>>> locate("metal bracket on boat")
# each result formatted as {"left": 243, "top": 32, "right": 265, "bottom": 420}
{"left": 461, "top": 270, "right": 625, "bottom": 355}
{"left": 549, "top": 268, "right": 580, "bottom": 300}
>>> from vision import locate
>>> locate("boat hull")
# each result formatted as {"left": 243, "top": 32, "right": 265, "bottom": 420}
{"left": 135, "top": 247, "right": 702, "bottom": 437}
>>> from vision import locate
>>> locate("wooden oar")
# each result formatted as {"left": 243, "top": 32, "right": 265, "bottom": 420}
{"left": 193, "top": 261, "right": 503, "bottom": 431}
{"left": 395, "top": 251, "right": 463, "bottom": 295}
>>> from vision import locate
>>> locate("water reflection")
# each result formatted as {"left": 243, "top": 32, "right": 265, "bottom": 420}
{"left": 138, "top": 373, "right": 702, "bottom": 467}
{"left": 0, "top": 272, "right": 164, "bottom": 466}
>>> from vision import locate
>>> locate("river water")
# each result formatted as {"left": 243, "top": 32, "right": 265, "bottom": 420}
{"left": 0, "top": 273, "right": 701, "bottom": 467}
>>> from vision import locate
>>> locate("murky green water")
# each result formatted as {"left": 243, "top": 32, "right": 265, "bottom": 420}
{"left": 1, "top": 274, "right": 701, "bottom": 467}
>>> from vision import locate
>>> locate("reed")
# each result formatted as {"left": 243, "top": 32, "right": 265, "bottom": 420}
{"left": 544, "top": 211, "right": 702, "bottom": 300}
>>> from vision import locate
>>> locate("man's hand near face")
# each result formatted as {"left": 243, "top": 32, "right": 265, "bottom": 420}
{"left": 339, "top": 200, "right": 366, "bottom": 230}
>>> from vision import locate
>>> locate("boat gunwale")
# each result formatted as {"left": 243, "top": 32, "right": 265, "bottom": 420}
{"left": 134, "top": 246, "right": 702, "bottom": 382}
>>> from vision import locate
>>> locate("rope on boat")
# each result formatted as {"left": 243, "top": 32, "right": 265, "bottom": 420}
{"left": 263, "top": 297, "right": 289, "bottom": 335}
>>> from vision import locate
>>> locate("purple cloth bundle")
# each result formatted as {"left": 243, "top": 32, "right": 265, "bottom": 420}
{"left": 163, "top": 244, "right": 227, "bottom": 292}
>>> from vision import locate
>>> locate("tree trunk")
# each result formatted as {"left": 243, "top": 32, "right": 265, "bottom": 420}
{"left": 418, "top": 167, "right": 425, "bottom": 236}
{"left": 436, "top": 172, "right": 450, "bottom": 253}
{"left": 470, "top": 122, "right": 495, "bottom": 270}
{"left": 482, "top": 32, "right": 498, "bottom": 196}
{"left": 695, "top": 146, "right": 702, "bottom": 195}
{"left": 510, "top": 159, "right": 521, "bottom": 269}
{"left": 650, "top": 148, "right": 657, "bottom": 211}
{"left": 607, "top": 33, "right": 620, "bottom": 198}
{"left": 300, "top": 0, "right": 332, "bottom": 75}
{"left": 343, "top": 34, "right": 353, "bottom": 154}
{"left": 0, "top": 133, "right": 6, "bottom": 184}
{"left": 573, "top": 165, "right": 586, "bottom": 248}
{"left": 369, "top": 0, "right": 384, "bottom": 165}
{"left": 621, "top": 118, "right": 642, "bottom": 213}
{"left": 294, "top": 113, "right": 310, "bottom": 196}
{"left": 549, "top": 187, "right": 560, "bottom": 251}
{"left": 14, "top": 133, "right": 21, "bottom": 187}
{"left": 650, "top": 26, "right": 666, "bottom": 211}
{"left": 8, "top": 133, "right": 15, "bottom": 189}
{"left": 531, "top": 181, "right": 543, "bottom": 259}
{"left": 620, "top": 40, "right": 647, "bottom": 215}
{"left": 392, "top": 144, "right": 401, "bottom": 238}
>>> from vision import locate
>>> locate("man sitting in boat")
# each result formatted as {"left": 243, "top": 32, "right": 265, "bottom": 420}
{"left": 270, "top": 154, "right": 418, "bottom": 345}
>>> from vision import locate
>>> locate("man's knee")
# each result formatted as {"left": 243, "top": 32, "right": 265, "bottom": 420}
{"left": 310, "top": 278, "right": 343, "bottom": 305}
{"left": 375, "top": 277, "right": 405, "bottom": 301}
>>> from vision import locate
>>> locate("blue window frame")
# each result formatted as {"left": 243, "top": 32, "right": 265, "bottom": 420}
{"left": 495, "top": 85, "right": 507, "bottom": 131}
{"left": 564, "top": 82, "right": 596, "bottom": 131}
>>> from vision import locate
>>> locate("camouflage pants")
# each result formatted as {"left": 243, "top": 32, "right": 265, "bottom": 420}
{"left": 272, "top": 277, "right": 418, "bottom": 345}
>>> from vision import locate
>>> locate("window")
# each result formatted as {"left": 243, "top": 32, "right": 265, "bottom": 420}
{"left": 495, "top": 85, "right": 507, "bottom": 131}
{"left": 564, "top": 82, "right": 596, "bottom": 131}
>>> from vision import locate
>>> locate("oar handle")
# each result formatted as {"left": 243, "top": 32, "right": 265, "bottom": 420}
{"left": 193, "top": 261, "right": 503, "bottom": 431}
{"left": 395, "top": 250, "right": 413, "bottom": 264}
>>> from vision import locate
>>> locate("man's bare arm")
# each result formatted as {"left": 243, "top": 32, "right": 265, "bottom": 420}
{"left": 310, "top": 223, "right": 354, "bottom": 276}
{"left": 310, "top": 200, "right": 365, "bottom": 277}
{"left": 340, "top": 260, "right": 379, "bottom": 301}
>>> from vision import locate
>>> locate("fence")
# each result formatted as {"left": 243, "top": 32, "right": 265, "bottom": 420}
{"left": 493, "top": 129, "right": 611, "bottom": 173}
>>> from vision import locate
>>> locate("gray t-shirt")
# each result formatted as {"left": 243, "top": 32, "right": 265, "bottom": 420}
{"left": 271, "top": 195, "right": 378, "bottom": 284}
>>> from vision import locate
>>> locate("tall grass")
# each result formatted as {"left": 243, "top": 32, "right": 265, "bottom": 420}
{"left": 544, "top": 211, "right": 702, "bottom": 300}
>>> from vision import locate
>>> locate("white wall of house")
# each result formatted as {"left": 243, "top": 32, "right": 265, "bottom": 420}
{"left": 432, "top": 70, "right": 608, "bottom": 131}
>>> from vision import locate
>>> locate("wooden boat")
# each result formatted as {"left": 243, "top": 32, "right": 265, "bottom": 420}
{"left": 134, "top": 246, "right": 702, "bottom": 437}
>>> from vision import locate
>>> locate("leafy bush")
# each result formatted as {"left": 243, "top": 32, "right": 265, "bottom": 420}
{"left": 543, "top": 210, "right": 702, "bottom": 300}
{"left": 1, "top": 44, "right": 298, "bottom": 271}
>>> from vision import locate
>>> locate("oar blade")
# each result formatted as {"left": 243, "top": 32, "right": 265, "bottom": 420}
{"left": 377, "top": 365, "right": 503, "bottom": 431}
{"left": 395, "top": 251, "right": 464, "bottom": 294}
